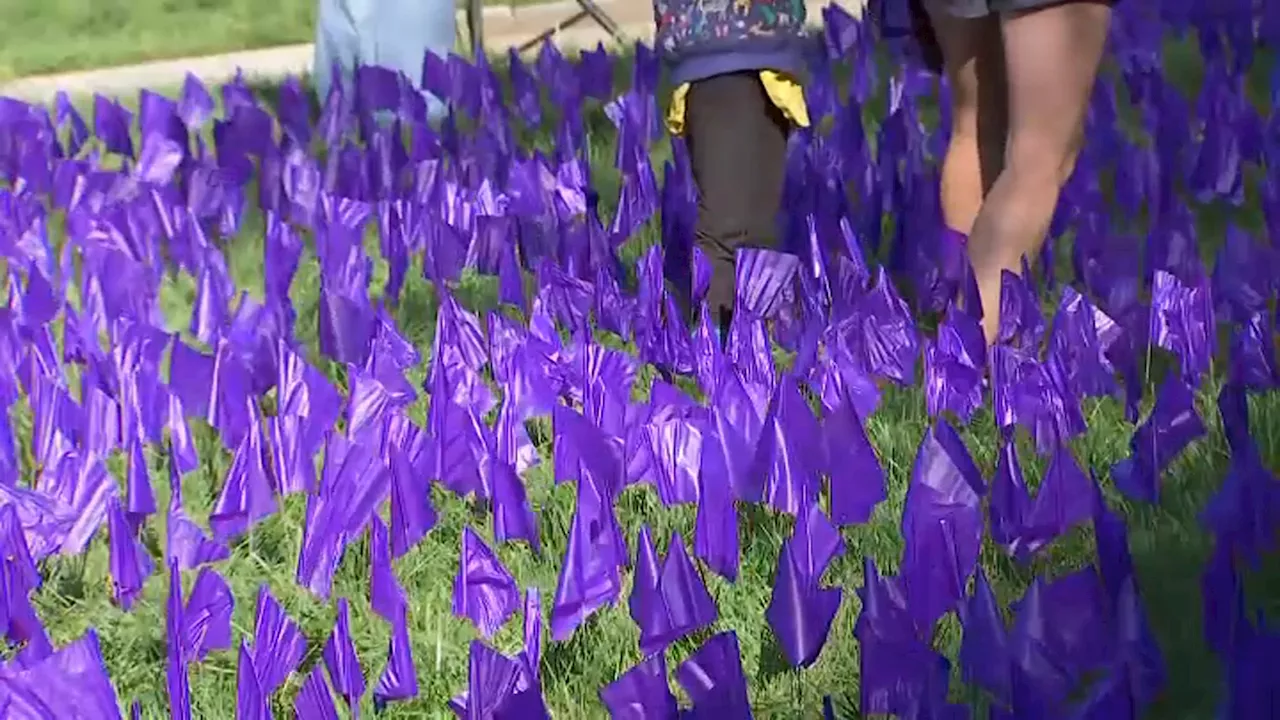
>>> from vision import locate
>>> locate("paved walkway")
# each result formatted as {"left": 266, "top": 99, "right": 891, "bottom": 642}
{"left": 0, "top": 0, "right": 866, "bottom": 103}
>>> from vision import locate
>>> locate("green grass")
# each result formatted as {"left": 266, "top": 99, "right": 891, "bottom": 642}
{"left": 22, "top": 40, "right": 1280, "bottom": 720}
{"left": 0, "top": 0, "right": 544, "bottom": 79}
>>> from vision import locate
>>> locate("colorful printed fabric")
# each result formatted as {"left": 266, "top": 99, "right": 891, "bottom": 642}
{"left": 654, "top": 0, "right": 810, "bottom": 86}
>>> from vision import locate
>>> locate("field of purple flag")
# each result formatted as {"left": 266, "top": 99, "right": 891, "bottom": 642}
{"left": 0, "top": 1, "right": 1278, "bottom": 717}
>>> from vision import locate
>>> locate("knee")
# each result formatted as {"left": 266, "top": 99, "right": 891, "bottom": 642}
{"left": 1004, "top": 128, "right": 1084, "bottom": 190}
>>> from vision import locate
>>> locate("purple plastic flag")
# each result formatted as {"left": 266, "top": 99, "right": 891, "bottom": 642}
{"left": 958, "top": 568, "right": 1012, "bottom": 709}
{"left": 38, "top": 451, "right": 117, "bottom": 559}
{"left": 816, "top": 360, "right": 887, "bottom": 517}
{"left": 1201, "top": 384, "right": 1280, "bottom": 563}
{"left": 317, "top": 256, "right": 376, "bottom": 367}
{"left": 992, "top": 343, "right": 1087, "bottom": 453}
{"left": 1211, "top": 225, "right": 1274, "bottom": 323}
{"left": 989, "top": 436, "right": 1031, "bottom": 553}
{"left": 997, "top": 270, "right": 1046, "bottom": 348}
{"left": 750, "top": 376, "right": 826, "bottom": 516}
{"left": 272, "top": 342, "right": 342, "bottom": 495}
{"left": 450, "top": 639, "right": 550, "bottom": 720}
{"left": 1214, "top": 564, "right": 1280, "bottom": 718}
{"left": 0, "top": 631, "right": 123, "bottom": 720}
{"left": 168, "top": 339, "right": 214, "bottom": 422}
{"left": 734, "top": 248, "right": 801, "bottom": 320}
{"left": 487, "top": 399, "right": 540, "bottom": 553}
{"left": 210, "top": 339, "right": 258, "bottom": 447}
{"left": 388, "top": 444, "right": 438, "bottom": 559}
{"left": 1149, "top": 269, "right": 1214, "bottom": 384}
{"left": 766, "top": 504, "right": 845, "bottom": 667}
{"left": 1046, "top": 286, "right": 1120, "bottom": 401}
{"left": 517, "top": 587, "right": 544, "bottom": 697}
{"left": 189, "top": 263, "right": 227, "bottom": 348}
{"left": 323, "top": 598, "right": 366, "bottom": 713}
{"left": 347, "top": 359, "right": 416, "bottom": 442}
{"left": 628, "top": 527, "right": 718, "bottom": 656}
{"left": 423, "top": 337, "right": 488, "bottom": 498}
{"left": 93, "top": 94, "right": 134, "bottom": 157}
{"left": 676, "top": 631, "right": 753, "bottom": 718}
{"left": 0, "top": 504, "right": 48, "bottom": 662}
{"left": 699, "top": 365, "right": 770, "bottom": 504}
{"left": 924, "top": 304, "right": 987, "bottom": 422}
{"left": 166, "top": 392, "right": 201, "bottom": 475}
{"left": 855, "top": 557, "right": 957, "bottom": 718}
{"left": 107, "top": 496, "right": 152, "bottom": 611}
{"left": 250, "top": 585, "right": 307, "bottom": 696}
{"left": 166, "top": 563, "right": 192, "bottom": 720}
{"left": 1227, "top": 311, "right": 1280, "bottom": 391}
{"left": 990, "top": 437, "right": 1096, "bottom": 560}
{"left": 236, "top": 640, "right": 272, "bottom": 720}
{"left": 552, "top": 391, "right": 625, "bottom": 498}
{"left": 124, "top": 435, "right": 157, "bottom": 521}
{"left": 210, "top": 401, "right": 276, "bottom": 541}
{"left": 53, "top": 91, "right": 91, "bottom": 157}
{"left": 369, "top": 516, "right": 419, "bottom": 705}
{"left": 298, "top": 433, "right": 390, "bottom": 598}
{"left": 166, "top": 451, "right": 231, "bottom": 571}
{"left": 1011, "top": 570, "right": 1117, "bottom": 711}
{"left": 178, "top": 73, "right": 215, "bottom": 130}
{"left": 599, "top": 653, "right": 677, "bottom": 719}
{"left": 551, "top": 464, "right": 625, "bottom": 640}
{"left": 694, "top": 425, "right": 741, "bottom": 582}
{"left": 1070, "top": 576, "right": 1166, "bottom": 718}
{"left": 295, "top": 665, "right": 341, "bottom": 720}
{"left": 184, "top": 568, "right": 234, "bottom": 661}
{"left": 453, "top": 527, "right": 519, "bottom": 638}
{"left": 837, "top": 267, "right": 920, "bottom": 386}
{"left": 900, "top": 421, "right": 985, "bottom": 628}
{"left": 1111, "top": 373, "right": 1206, "bottom": 503}
{"left": 643, "top": 417, "right": 703, "bottom": 507}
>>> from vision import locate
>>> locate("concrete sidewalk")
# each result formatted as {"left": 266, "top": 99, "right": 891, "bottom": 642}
{"left": 0, "top": 0, "right": 866, "bottom": 103}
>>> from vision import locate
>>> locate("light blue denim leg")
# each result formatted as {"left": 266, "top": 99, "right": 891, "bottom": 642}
{"left": 314, "top": 0, "right": 457, "bottom": 120}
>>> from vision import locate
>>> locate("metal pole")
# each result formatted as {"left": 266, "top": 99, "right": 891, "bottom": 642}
{"left": 467, "top": 0, "right": 485, "bottom": 58}
{"left": 513, "top": 0, "right": 626, "bottom": 54}
{"left": 516, "top": 10, "right": 590, "bottom": 53}
{"left": 575, "top": 0, "right": 623, "bottom": 38}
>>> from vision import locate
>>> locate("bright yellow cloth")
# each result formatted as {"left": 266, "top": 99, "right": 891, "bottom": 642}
{"left": 666, "top": 70, "right": 810, "bottom": 137}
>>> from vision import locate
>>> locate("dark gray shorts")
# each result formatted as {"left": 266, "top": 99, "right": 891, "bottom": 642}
{"left": 926, "top": 0, "right": 1067, "bottom": 18}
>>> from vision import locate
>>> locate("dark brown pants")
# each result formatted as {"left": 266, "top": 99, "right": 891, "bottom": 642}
{"left": 685, "top": 71, "right": 791, "bottom": 333}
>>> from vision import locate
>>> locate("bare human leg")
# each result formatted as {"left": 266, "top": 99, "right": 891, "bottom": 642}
{"left": 926, "top": 8, "right": 1009, "bottom": 238}
{"left": 965, "top": 0, "right": 1112, "bottom": 342}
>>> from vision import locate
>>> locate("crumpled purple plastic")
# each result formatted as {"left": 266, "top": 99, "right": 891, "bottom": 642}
{"left": 924, "top": 304, "right": 986, "bottom": 422}
{"left": 766, "top": 504, "right": 845, "bottom": 667}
{"left": 599, "top": 653, "right": 676, "bottom": 719}
{"left": 0, "top": 631, "right": 123, "bottom": 720}
{"left": 1149, "top": 269, "right": 1214, "bottom": 385}
{"left": 989, "top": 437, "right": 1095, "bottom": 561}
{"left": 900, "top": 421, "right": 985, "bottom": 629}
{"left": 855, "top": 557, "right": 958, "bottom": 718}
{"left": 1112, "top": 372, "right": 1206, "bottom": 503}
{"left": 453, "top": 527, "right": 519, "bottom": 639}
{"left": 675, "top": 631, "right": 753, "bottom": 718}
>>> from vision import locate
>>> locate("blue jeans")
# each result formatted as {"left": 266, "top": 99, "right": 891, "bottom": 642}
{"left": 314, "top": 0, "right": 457, "bottom": 119}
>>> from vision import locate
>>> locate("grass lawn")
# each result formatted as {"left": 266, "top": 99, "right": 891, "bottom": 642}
{"left": 0, "top": 0, "right": 545, "bottom": 80}
{"left": 15, "top": 28, "right": 1280, "bottom": 720}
